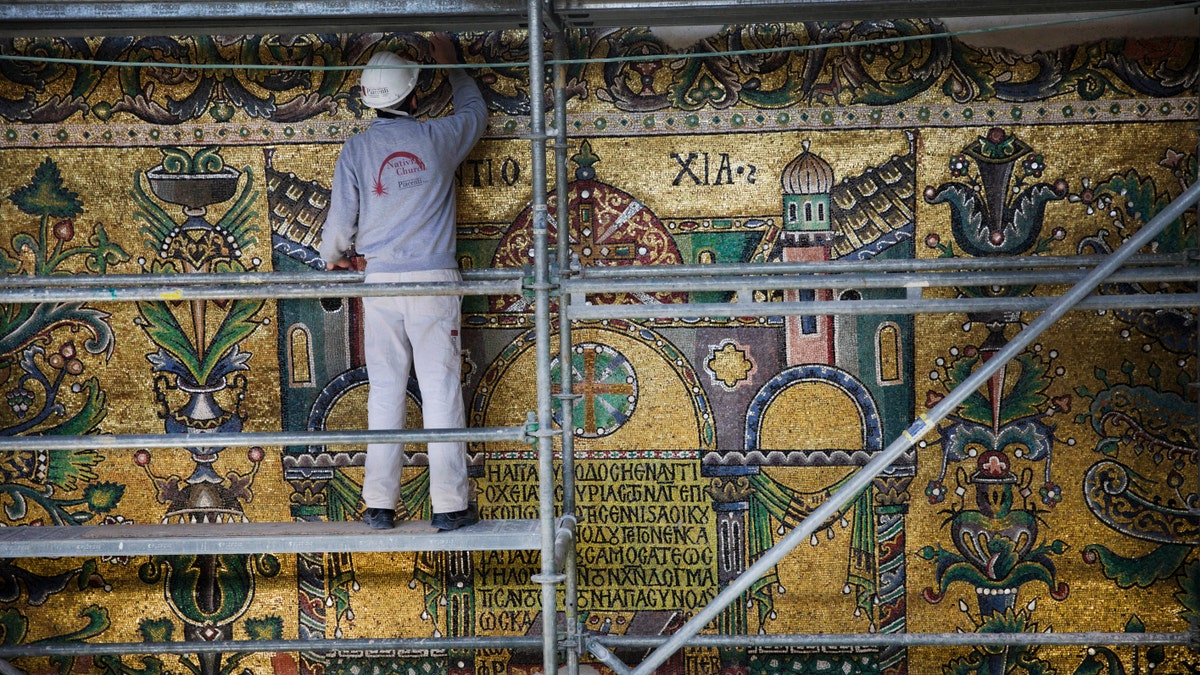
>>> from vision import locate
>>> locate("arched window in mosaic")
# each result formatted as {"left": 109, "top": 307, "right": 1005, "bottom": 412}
{"left": 289, "top": 324, "right": 315, "bottom": 387}
{"left": 876, "top": 322, "right": 902, "bottom": 385}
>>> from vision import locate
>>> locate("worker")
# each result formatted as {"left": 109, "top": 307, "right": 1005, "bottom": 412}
{"left": 319, "top": 33, "right": 488, "bottom": 531}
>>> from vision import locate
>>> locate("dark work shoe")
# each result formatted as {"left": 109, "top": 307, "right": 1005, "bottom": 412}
{"left": 431, "top": 505, "right": 479, "bottom": 531}
{"left": 363, "top": 508, "right": 395, "bottom": 530}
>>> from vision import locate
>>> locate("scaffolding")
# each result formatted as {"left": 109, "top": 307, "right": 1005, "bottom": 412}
{"left": 0, "top": 3, "right": 1199, "bottom": 674}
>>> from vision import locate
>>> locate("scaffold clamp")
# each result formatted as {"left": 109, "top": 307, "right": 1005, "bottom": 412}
{"left": 530, "top": 572, "right": 567, "bottom": 584}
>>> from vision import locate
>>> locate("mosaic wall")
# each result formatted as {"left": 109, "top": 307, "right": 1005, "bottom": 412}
{"left": 1, "top": 21, "right": 1198, "bottom": 675}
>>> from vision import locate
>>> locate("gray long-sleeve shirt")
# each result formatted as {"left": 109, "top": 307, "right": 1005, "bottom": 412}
{"left": 319, "top": 69, "right": 487, "bottom": 273}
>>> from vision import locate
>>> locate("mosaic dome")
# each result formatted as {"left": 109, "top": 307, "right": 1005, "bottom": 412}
{"left": 781, "top": 140, "right": 834, "bottom": 195}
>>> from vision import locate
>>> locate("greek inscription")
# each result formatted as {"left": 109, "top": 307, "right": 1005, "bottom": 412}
{"left": 670, "top": 152, "right": 756, "bottom": 186}
{"left": 479, "top": 459, "right": 715, "bottom": 612}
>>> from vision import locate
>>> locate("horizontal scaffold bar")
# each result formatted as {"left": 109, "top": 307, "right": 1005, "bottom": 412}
{"left": 590, "top": 630, "right": 1191, "bottom": 649}
{"left": 571, "top": 252, "right": 1190, "bottom": 277}
{"left": 0, "top": 253, "right": 1183, "bottom": 290}
{"left": 568, "top": 291, "right": 1200, "bottom": 320}
{"left": 565, "top": 265, "right": 1200, "bottom": 294}
{"left": 0, "top": 279, "right": 524, "bottom": 303}
{"left": 0, "top": 634, "right": 545, "bottom": 659}
{"left": 0, "top": 268, "right": 524, "bottom": 288}
{"left": 1, "top": 271, "right": 360, "bottom": 288}
{"left": 0, "top": 426, "right": 529, "bottom": 451}
{"left": 3, "top": 262, "right": 1196, "bottom": 304}
{"left": 0, "top": 518, "right": 542, "bottom": 557}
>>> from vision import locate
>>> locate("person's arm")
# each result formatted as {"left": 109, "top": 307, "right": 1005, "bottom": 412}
{"left": 430, "top": 33, "right": 488, "bottom": 162}
{"left": 319, "top": 150, "right": 360, "bottom": 270}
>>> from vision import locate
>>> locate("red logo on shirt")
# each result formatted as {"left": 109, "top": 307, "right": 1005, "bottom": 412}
{"left": 372, "top": 151, "right": 427, "bottom": 196}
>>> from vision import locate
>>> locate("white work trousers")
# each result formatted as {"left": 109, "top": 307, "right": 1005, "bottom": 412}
{"left": 361, "top": 269, "right": 469, "bottom": 514}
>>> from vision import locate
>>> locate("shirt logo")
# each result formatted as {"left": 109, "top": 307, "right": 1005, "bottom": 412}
{"left": 372, "top": 151, "right": 427, "bottom": 196}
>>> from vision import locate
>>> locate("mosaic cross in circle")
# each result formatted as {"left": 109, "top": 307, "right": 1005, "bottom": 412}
{"left": 551, "top": 342, "right": 638, "bottom": 437}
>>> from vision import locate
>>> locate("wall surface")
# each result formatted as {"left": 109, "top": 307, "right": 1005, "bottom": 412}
{"left": 0, "top": 19, "right": 1197, "bottom": 675}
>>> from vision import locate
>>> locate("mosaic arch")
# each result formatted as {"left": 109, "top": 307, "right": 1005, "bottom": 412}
{"left": 470, "top": 319, "right": 716, "bottom": 451}
{"left": 745, "top": 363, "right": 884, "bottom": 458}
{"left": 305, "top": 367, "right": 425, "bottom": 450}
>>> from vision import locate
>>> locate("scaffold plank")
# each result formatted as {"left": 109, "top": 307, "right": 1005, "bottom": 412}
{"left": 0, "top": 0, "right": 1186, "bottom": 36}
{"left": 0, "top": 519, "right": 541, "bottom": 557}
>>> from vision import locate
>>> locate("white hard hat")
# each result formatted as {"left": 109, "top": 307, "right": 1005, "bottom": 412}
{"left": 360, "top": 51, "right": 418, "bottom": 110}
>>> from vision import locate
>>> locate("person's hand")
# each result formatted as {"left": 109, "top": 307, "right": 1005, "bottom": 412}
{"left": 429, "top": 33, "right": 458, "bottom": 65}
{"left": 328, "top": 252, "right": 366, "bottom": 271}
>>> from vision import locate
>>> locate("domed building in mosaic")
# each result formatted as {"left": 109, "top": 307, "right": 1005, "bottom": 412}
{"left": 781, "top": 139, "right": 835, "bottom": 238}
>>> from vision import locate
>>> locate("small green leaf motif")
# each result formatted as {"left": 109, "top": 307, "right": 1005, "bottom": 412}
{"left": 138, "top": 618, "right": 174, "bottom": 643}
{"left": 7, "top": 158, "right": 83, "bottom": 219}
{"left": 83, "top": 481, "right": 126, "bottom": 513}
{"left": 244, "top": 616, "right": 284, "bottom": 640}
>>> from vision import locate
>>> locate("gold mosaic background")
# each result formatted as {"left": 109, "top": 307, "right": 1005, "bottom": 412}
{"left": 1, "top": 23, "right": 1198, "bottom": 675}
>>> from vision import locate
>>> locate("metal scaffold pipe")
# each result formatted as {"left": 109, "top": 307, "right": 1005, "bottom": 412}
{"left": 590, "top": 630, "right": 1189, "bottom": 649}
{"left": 0, "top": 426, "right": 528, "bottom": 451}
{"left": 552, "top": 26, "right": 583, "bottom": 675}
{"left": 0, "top": 635, "right": 545, "bottom": 659}
{"left": 563, "top": 265, "right": 1200, "bottom": 294}
{"left": 573, "top": 252, "right": 1187, "bottom": 277}
{"left": 8, "top": 268, "right": 1195, "bottom": 304}
{"left": 0, "top": 255, "right": 1187, "bottom": 300}
{"left": 2, "top": 258, "right": 1193, "bottom": 305}
{"left": 1, "top": 271, "right": 365, "bottom": 287}
{"left": 0, "top": 279, "right": 524, "bottom": 303}
{"left": 0, "top": 268, "right": 524, "bottom": 288}
{"left": 567, "top": 291, "right": 1200, "bottom": 320}
{"left": 525, "top": 3, "right": 561, "bottom": 674}
{"left": 624, "top": 181, "right": 1200, "bottom": 675}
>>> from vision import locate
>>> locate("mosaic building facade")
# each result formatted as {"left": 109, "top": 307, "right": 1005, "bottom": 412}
{"left": 0, "top": 20, "right": 1197, "bottom": 674}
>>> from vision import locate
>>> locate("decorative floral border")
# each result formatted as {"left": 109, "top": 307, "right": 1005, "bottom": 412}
{"left": 4, "top": 97, "right": 1193, "bottom": 149}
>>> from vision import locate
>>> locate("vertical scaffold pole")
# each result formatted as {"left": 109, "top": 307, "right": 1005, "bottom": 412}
{"left": 552, "top": 28, "right": 581, "bottom": 675}
{"left": 626, "top": 181, "right": 1200, "bottom": 675}
{"left": 525, "top": 4, "right": 561, "bottom": 674}
{"left": 1191, "top": 15, "right": 1200, "bottom": 648}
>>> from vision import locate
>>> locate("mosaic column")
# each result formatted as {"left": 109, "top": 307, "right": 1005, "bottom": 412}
{"left": 873, "top": 475, "right": 911, "bottom": 675}
{"left": 707, "top": 467, "right": 756, "bottom": 675}
{"left": 447, "top": 550, "right": 476, "bottom": 675}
